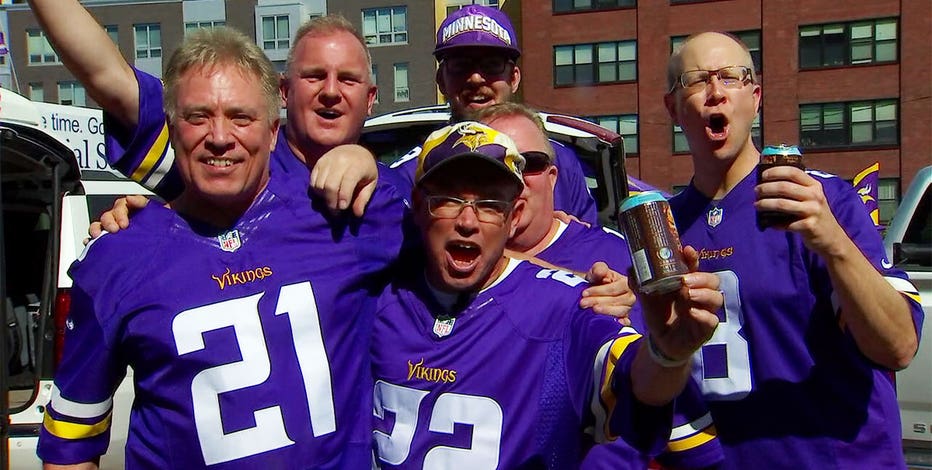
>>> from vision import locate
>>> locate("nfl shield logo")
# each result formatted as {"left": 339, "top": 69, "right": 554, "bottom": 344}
{"left": 433, "top": 317, "right": 456, "bottom": 338}
{"left": 707, "top": 207, "right": 724, "bottom": 228}
{"left": 218, "top": 230, "right": 242, "bottom": 252}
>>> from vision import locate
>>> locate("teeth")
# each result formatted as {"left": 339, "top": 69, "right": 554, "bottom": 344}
{"left": 206, "top": 158, "right": 234, "bottom": 167}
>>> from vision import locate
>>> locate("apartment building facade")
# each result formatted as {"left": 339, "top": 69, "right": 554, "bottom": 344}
{"left": 512, "top": 0, "right": 931, "bottom": 222}
{"left": 1, "top": 0, "right": 326, "bottom": 106}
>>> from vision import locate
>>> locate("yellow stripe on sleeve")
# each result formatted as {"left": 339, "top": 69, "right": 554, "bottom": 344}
{"left": 599, "top": 333, "right": 641, "bottom": 438}
{"left": 43, "top": 411, "right": 112, "bottom": 440}
{"left": 667, "top": 425, "right": 718, "bottom": 452}
{"left": 130, "top": 122, "right": 170, "bottom": 182}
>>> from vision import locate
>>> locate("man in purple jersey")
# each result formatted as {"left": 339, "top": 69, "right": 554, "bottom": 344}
{"left": 386, "top": 4, "right": 598, "bottom": 225}
{"left": 371, "top": 121, "right": 722, "bottom": 468}
{"left": 664, "top": 32, "right": 924, "bottom": 469}
{"left": 38, "top": 28, "right": 405, "bottom": 469}
{"left": 29, "top": 0, "right": 382, "bottom": 218}
{"left": 475, "top": 103, "right": 723, "bottom": 470}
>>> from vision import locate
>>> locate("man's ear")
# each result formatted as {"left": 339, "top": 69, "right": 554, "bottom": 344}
{"left": 547, "top": 165, "right": 559, "bottom": 192}
{"left": 279, "top": 74, "right": 289, "bottom": 107}
{"left": 508, "top": 198, "right": 526, "bottom": 238}
{"left": 509, "top": 64, "right": 521, "bottom": 94}
{"left": 436, "top": 66, "right": 448, "bottom": 97}
{"left": 752, "top": 82, "right": 762, "bottom": 114}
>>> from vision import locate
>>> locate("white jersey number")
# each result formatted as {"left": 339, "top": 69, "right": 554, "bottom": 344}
{"left": 172, "top": 281, "right": 335, "bottom": 465}
{"left": 373, "top": 381, "right": 502, "bottom": 469}
{"left": 693, "top": 270, "right": 753, "bottom": 400}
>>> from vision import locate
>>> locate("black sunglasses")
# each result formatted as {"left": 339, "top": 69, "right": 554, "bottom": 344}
{"left": 521, "top": 151, "right": 553, "bottom": 175}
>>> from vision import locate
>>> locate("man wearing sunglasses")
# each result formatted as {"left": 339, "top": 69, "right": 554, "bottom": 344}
{"left": 387, "top": 5, "right": 599, "bottom": 226}
{"left": 476, "top": 103, "right": 724, "bottom": 469}
{"left": 664, "top": 31, "right": 923, "bottom": 469}
{"left": 371, "top": 120, "right": 723, "bottom": 468}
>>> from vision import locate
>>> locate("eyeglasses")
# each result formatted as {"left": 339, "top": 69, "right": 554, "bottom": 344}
{"left": 670, "top": 65, "right": 753, "bottom": 93}
{"left": 425, "top": 195, "right": 513, "bottom": 224}
{"left": 442, "top": 56, "right": 513, "bottom": 76}
{"left": 521, "top": 151, "right": 553, "bottom": 175}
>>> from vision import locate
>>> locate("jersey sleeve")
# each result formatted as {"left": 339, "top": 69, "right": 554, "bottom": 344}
{"left": 813, "top": 173, "right": 924, "bottom": 343}
{"left": 103, "top": 66, "right": 182, "bottom": 200}
{"left": 386, "top": 145, "right": 419, "bottom": 196}
{"left": 564, "top": 315, "right": 671, "bottom": 457}
{"left": 37, "top": 239, "right": 136, "bottom": 464}
{"left": 552, "top": 142, "right": 599, "bottom": 226}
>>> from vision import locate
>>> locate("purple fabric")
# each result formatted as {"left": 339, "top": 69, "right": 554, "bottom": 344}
{"left": 38, "top": 175, "right": 406, "bottom": 468}
{"left": 670, "top": 169, "right": 923, "bottom": 469}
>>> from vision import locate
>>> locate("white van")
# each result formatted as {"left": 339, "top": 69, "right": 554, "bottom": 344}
{"left": 1, "top": 88, "right": 144, "bottom": 469}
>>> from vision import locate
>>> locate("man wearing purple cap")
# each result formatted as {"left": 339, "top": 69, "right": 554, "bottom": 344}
{"left": 371, "top": 120, "right": 723, "bottom": 469}
{"left": 387, "top": 5, "right": 599, "bottom": 226}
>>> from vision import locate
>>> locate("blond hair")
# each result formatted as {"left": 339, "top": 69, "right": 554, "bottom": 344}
{"left": 474, "top": 102, "right": 555, "bottom": 160}
{"left": 163, "top": 26, "right": 280, "bottom": 123}
{"left": 286, "top": 14, "right": 372, "bottom": 82}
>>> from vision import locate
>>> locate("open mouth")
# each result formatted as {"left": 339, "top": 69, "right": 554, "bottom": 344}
{"left": 465, "top": 93, "right": 493, "bottom": 107}
{"left": 707, "top": 113, "right": 729, "bottom": 140}
{"left": 316, "top": 108, "right": 342, "bottom": 120}
{"left": 447, "top": 241, "right": 480, "bottom": 272}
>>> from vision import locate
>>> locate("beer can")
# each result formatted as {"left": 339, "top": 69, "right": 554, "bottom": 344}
{"left": 619, "top": 191, "right": 688, "bottom": 295}
{"left": 756, "top": 143, "right": 804, "bottom": 229}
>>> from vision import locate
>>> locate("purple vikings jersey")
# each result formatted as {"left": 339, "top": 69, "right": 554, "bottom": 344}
{"left": 372, "top": 258, "right": 672, "bottom": 469}
{"left": 103, "top": 67, "right": 313, "bottom": 201}
{"left": 37, "top": 175, "right": 407, "bottom": 466}
{"left": 389, "top": 139, "right": 599, "bottom": 225}
{"left": 537, "top": 221, "right": 723, "bottom": 470}
{"left": 669, "top": 170, "right": 924, "bottom": 469}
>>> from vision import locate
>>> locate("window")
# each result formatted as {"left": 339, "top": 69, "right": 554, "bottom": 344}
{"left": 393, "top": 63, "right": 409, "bottom": 102}
{"left": 185, "top": 20, "right": 226, "bottom": 35}
{"left": 589, "top": 115, "right": 638, "bottom": 155}
{"left": 372, "top": 64, "right": 379, "bottom": 103}
{"left": 362, "top": 7, "right": 407, "bottom": 46}
{"left": 672, "top": 30, "right": 761, "bottom": 73}
{"left": 134, "top": 24, "right": 162, "bottom": 59}
{"left": 26, "top": 29, "right": 59, "bottom": 65}
{"left": 261, "top": 15, "right": 290, "bottom": 50}
{"left": 28, "top": 83, "right": 44, "bottom": 102}
{"left": 553, "top": 0, "right": 635, "bottom": 14}
{"left": 799, "top": 18, "right": 897, "bottom": 69}
{"left": 58, "top": 81, "right": 86, "bottom": 106}
{"left": 105, "top": 25, "right": 118, "bottom": 45}
{"left": 878, "top": 178, "right": 899, "bottom": 225}
{"left": 800, "top": 99, "right": 897, "bottom": 149}
{"left": 674, "top": 113, "right": 761, "bottom": 153}
{"left": 554, "top": 40, "right": 636, "bottom": 86}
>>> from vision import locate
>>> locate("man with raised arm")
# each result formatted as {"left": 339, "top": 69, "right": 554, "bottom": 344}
{"left": 28, "top": 0, "right": 380, "bottom": 215}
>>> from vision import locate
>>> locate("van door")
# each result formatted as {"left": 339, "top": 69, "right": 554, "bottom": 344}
{"left": 0, "top": 121, "right": 81, "bottom": 468}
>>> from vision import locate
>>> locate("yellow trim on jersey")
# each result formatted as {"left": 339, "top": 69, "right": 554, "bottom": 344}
{"left": 43, "top": 411, "right": 112, "bottom": 440}
{"left": 130, "top": 122, "right": 170, "bottom": 182}
{"left": 600, "top": 333, "right": 641, "bottom": 438}
{"left": 667, "top": 424, "right": 718, "bottom": 452}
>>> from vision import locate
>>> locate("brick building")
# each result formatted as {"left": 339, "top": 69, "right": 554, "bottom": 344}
{"left": 508, "top": 0, "right": 931, "bottom": 222}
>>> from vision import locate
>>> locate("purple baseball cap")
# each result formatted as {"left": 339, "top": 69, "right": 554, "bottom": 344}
{"left": 434, "top": 5, "right": 521, "bottom": 60}
{"left": 416, "top": 121, "right": 525, "bottom": 193}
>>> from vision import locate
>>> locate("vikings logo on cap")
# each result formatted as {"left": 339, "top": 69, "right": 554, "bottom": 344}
{"left": 415, "top": 121, "right": 525, "bottom": 192}
{"left": 434, "top": 5, "right": 521, "bottom": 59}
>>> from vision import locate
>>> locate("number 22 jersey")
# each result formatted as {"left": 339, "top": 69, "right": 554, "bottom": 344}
{"left": 371, "top": 259, "right": 671, "bottom": 469}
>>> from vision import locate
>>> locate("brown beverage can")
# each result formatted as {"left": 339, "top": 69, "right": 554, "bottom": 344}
{"left": 756, "top": 143, "right": 804, "bottom": 229}
{"left": 619, "top": 191, "right": 688, "bottom": 295}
